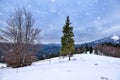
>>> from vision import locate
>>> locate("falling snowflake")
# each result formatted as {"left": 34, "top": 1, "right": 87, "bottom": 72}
{"left": 51, "top": 0, "right": 55, "bottom": 3}
{"left": 0, "top": 12, "right": 3, "bottom": 16}
{"left": 28, "top": 5, "right": 32, "bottom": 8}
{"left": 97, "top": 16, "right": 100, "bottom": 19}
{"left": 86, "top": 12, "right": 89, "bottom": 16}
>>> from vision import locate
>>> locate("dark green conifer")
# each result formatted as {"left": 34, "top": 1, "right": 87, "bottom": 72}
{"left": 61, "top": 16, "right": 75, "bottom": 61}
{"left": 89, "top": 46, "right": 93, "bottom": 54}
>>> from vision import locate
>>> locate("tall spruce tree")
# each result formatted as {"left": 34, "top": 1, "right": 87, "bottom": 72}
{"left": 61, "top": 16, "right": 75, "bottom": 61}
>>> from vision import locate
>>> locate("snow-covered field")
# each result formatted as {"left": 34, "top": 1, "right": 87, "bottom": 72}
{"left": 0, "top": 54, "right": 120, "bottom": 80}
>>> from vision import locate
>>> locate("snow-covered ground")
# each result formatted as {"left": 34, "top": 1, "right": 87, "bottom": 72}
{"left": 0, "top": 64, "right": 6, "bottom": 68}
{"left": 0, "top": 54, "right": 120, "bottom": 80}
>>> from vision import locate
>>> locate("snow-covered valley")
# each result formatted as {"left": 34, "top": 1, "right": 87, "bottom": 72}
{"left": 0, "top": 54, "right": 120, "bottom": 80}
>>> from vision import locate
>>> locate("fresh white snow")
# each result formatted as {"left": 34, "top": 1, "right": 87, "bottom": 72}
{"left": 111, "top": 35, "right": 120, "bottom": 41}
{"left": 0, "top": 54, "right": 120, "bottom": 80}
{"left": 0, "top": 64, "right": 6, "bottom": 68}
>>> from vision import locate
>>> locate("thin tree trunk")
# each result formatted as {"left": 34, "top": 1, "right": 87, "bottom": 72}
{"left": 68, "top": 52, "right": 71, "bottom": 61}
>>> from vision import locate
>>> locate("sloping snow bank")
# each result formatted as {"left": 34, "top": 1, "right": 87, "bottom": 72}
{"left": 0, "top": 54, "right": 120, "bottom": 80}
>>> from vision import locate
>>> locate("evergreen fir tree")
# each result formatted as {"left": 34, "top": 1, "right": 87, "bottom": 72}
{"left": 89, "top": 46, "right": 93, "bottom": 54}
{"left": 61, "top": 16, "right": 75, "bottom": 61}
{"left": 80, "top": 45, "right": 84, "bottom": 53}
{"left": 85, "top": 44, "right": 89, "bottom": 53}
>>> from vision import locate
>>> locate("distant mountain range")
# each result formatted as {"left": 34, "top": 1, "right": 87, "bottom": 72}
{"left": 36, "top": 43, "right": 61, "bottom": 59}
{"left": 80, "top": 35, "right": 120, "bottom": 47}
{"left": 1, "top": 35, "right": 120, "bottom": 62}
{"left": 39, "top": 43, "right": 61, "bottom": 54}
{"left": 37, "top": 35, "right": 120, "bottom": 55}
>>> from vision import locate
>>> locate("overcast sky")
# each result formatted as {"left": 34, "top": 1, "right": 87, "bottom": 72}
{"left": 0, "top": 0, "right": 120, "bottom": 44}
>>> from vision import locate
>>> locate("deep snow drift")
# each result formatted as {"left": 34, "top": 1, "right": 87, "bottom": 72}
{"left": 0, "top": 54, "right": 120, "bottom": 80}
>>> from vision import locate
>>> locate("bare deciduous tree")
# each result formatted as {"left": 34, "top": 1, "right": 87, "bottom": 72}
{"left": 94, "top": 43, "right": 120, "bottom": 57}
{"left": 0, "top": 8, "right": 41, "bottom": 68}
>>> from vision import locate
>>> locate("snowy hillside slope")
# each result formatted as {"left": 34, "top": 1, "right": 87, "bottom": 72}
{"left": 82, "top": 35, "right": 120, "bottom": 47}
{"left": 0, "top": 54, "right": 120, "bottom": 80}
{"left": 111, "top": 35, "right": 120, "bottom": 41}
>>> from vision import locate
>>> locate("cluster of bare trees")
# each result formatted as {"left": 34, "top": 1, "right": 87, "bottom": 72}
{"left": 0, "top": 8, "right": 41, "bottom": 68}
{"left": 94, "top": 43, "right": 120, "bottom": 57}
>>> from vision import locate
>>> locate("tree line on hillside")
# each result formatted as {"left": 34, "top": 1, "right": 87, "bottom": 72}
{"left": 94, "top": 42, "right": 120, "bottom": 57}
{"left": 75, "top": 44, "right": 93, "bottom": 54}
